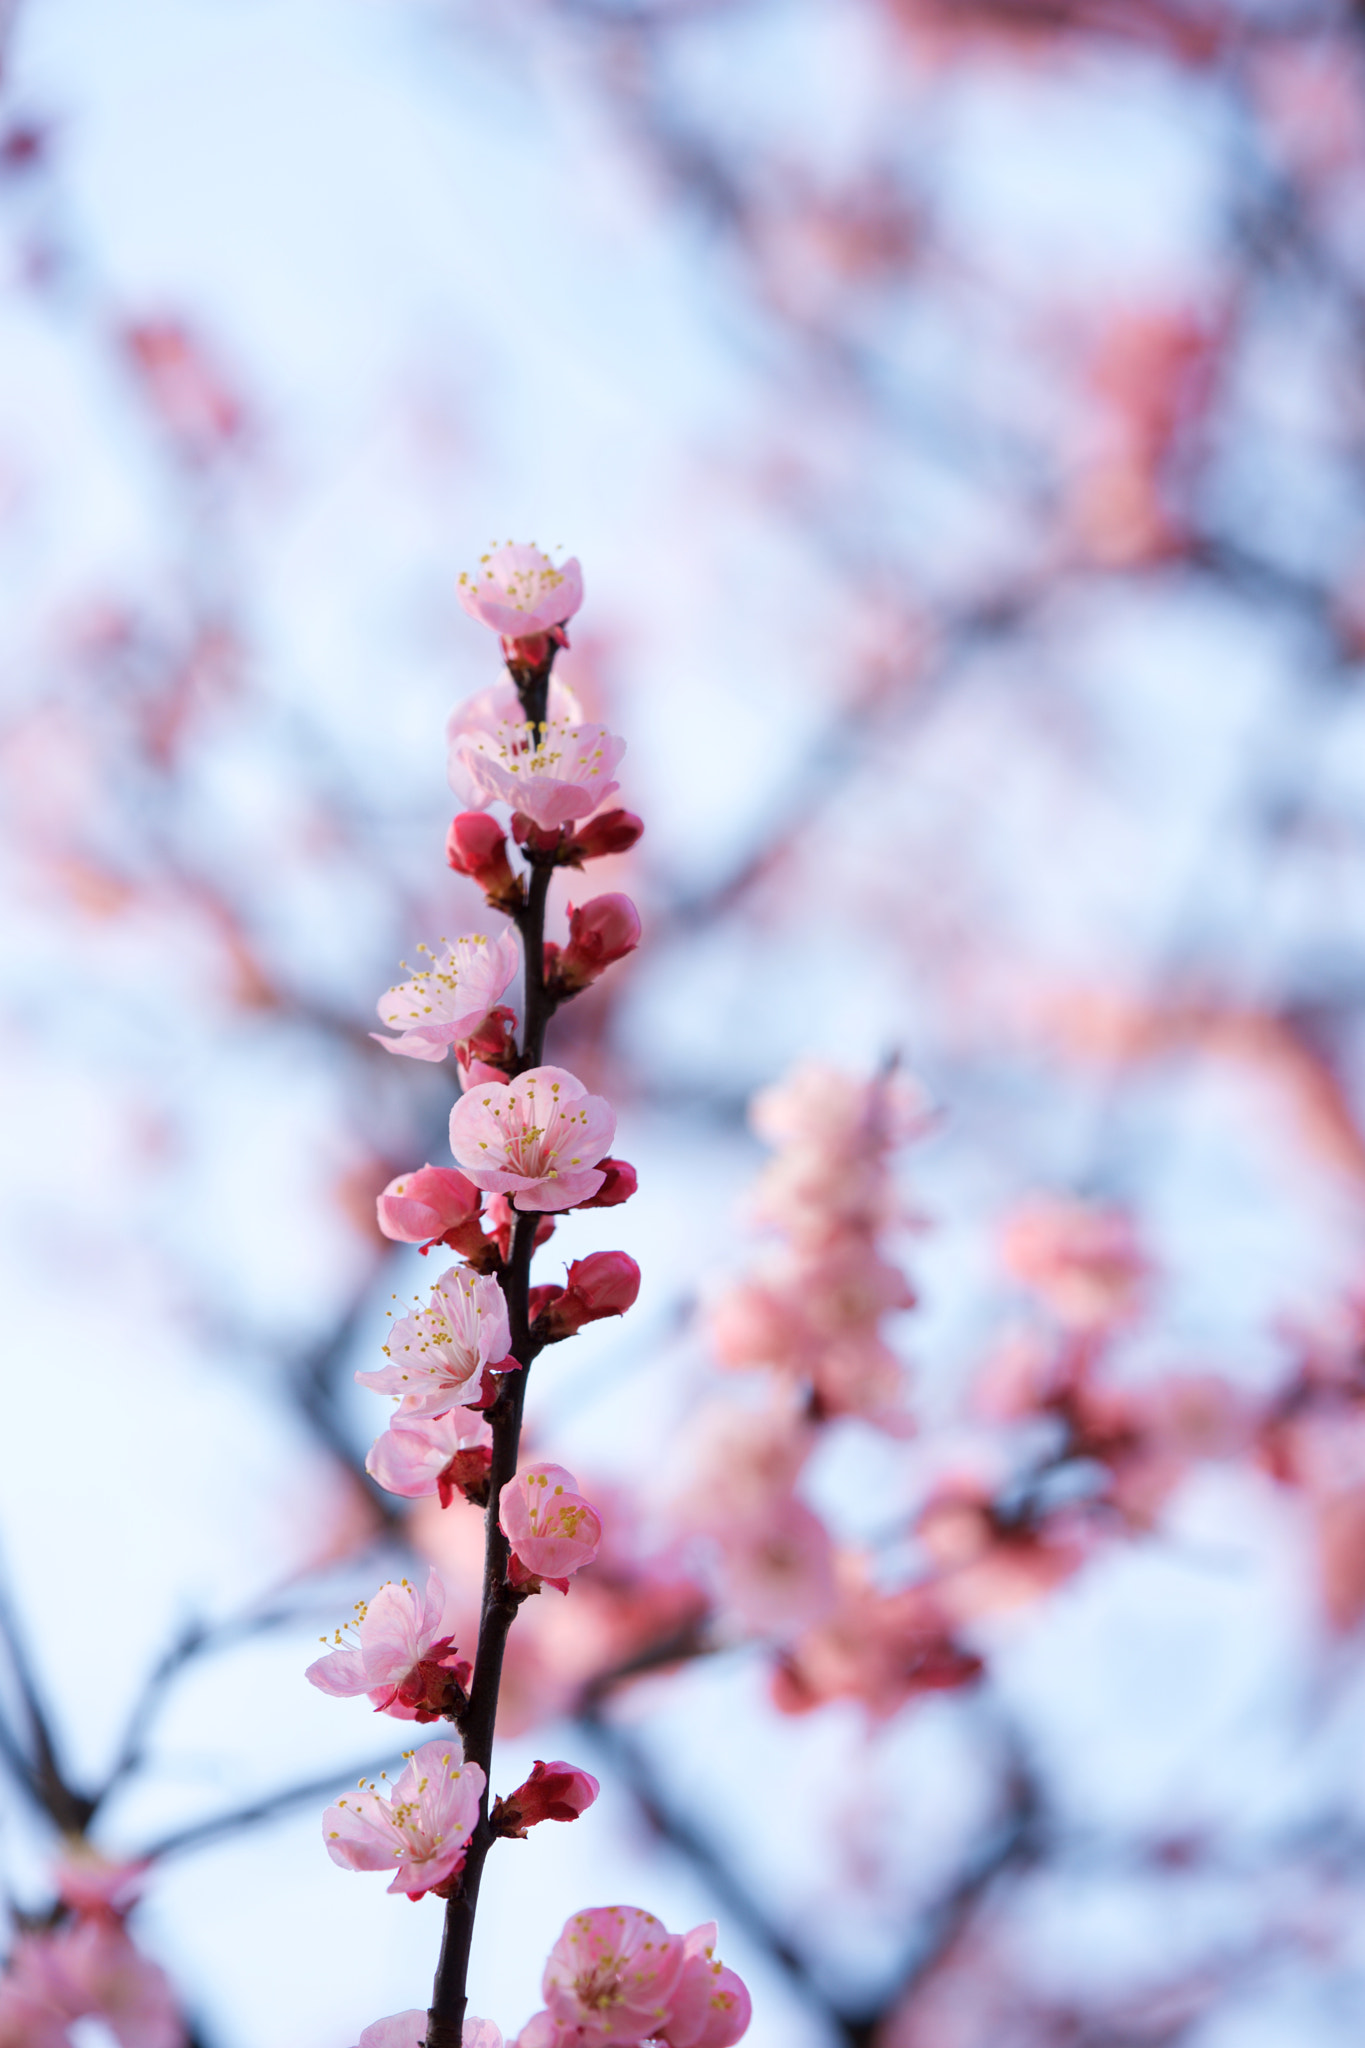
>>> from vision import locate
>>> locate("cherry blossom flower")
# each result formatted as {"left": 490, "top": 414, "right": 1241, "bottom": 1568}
{"left": 773, "top": 1556, "right": 983, "bottom": 1719}
{"left": 53, "top": 1845, "right": 149, "bottom": 1919}
{"left": 373, "top": 931, "right": 521, "bottom": 1062}
{"left": 501, "top": 1463, "right": 603, "bottom": 1593}
{"left": 448, "top": 710, "right": 626, "bottom": 834}
{"left": 1000, "top": 1194, "right": 1150, "bottom": 1332}
{"left": 306, "top": 1568, "right": 471, "bottom": 1720}
{"left": 367, "top": 1407, "right": 495, "bottom": 1508}
{"left": 541, "top": 1905, "right": 686, "bottom": 2044}
{"left": 323, "top": 1737, "right": 484, "bottom": 1899}
{"left": 7, "top": 1921, "right": 184, "bottom": 2048}
{"left": 449, "top": 1066, "right": 616, "bottom": 1212}
{"left": 492, "top": 1759, "right": 601, "bottom": 1837}
{"left": 356, "top": 2015, "right": 502, "bottom": 2048}
{"left": 660, "top": 1923, "right": 752, "bottom": 2048}
{"left": 376, "top": 1165, "right": 483, "bottom": 1249}
{"left": 358, "top": 1267, "right": 513, "bottom": 1417}
{"left": 458, "top": 544, "right": 583, "bottom": 639}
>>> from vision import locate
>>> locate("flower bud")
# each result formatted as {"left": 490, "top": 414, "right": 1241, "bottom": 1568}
{"left": 455, "top": 1004, "right": 519, "bottom": 1088}
{"left": 575, "top": 1157, "right": 638, "bottom": 1209}
{"left": 532, "top": 1251, "right": 641, "bottom": 1341}
{"left": 491, "top": 1759, "right": 600, "bottom": 1839}
{"left": 376, "top": 1165, "right": 482, "bottom": 1249}
{"left": 446, "top": 812, "right": 524, "bottom": 914}
{"left": 511, "top": 811, "right": 566, "bottom": 855}
{"left": 546, "top": 893, "right": 642, "bottom": 1000}
{"left": 562, "top": 808, "right": 645, "bottom": 865}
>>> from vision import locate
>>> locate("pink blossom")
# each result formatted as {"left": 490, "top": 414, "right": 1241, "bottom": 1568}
{"left": 53, "top": 1845, "right": 149, "bottom": 1919}
{"left": 773, "top": 1557, "right": 983, "bottom": 1719}
{"left": 661, "top": 1924, "right": 752, "bottom": 2048}
{"left": 501, "top": 1463, "right": 603, "bottom": 1593}
{"left": 367, "top": 1407, "right": 495, "bottom": 1508}
{"left": 376, "top": 1165, "right": 483, "bottom": 1250}
{"left": 323, "top": 1737, "right": 484, "bottom": 1899}
{"left": 358, "top": 1266, "right": 513, "bottom": 1416}
{"left": 493, "top": 1759, "right": 601, "bottom": 1837}
{"left": 373, "top": 931, "right": 521, "bottom": 1062}
{"left": 918, "top": 1483, "right": 1091, "bottom": 1621}
{"left": 446, "top": 696, "right": 626, "bottom": 831}
{"left": 8, "top": 1921, "right": 184, "bottom": 2048}
{"left": 532, "top": 1252, "right": 642, "bottom": 1342}
{"left": 306, "top": 1568, "right": 471, "bottom": 1719}
{"left": 455, "top": 1003, "right": 520, "bottom": 1089}
{"left": 356, "top": 2017, "right": 502, "bottom": 2048}
{"left": 541, "top": 1905, "right": 686, "bottom": 2044}
{"left": 447, "top": 812, "right": 524, "bottom": 915}
{"left": 449, "top": 1065, "right": 616, "bottom": 1212}
{"left": 458, "top": 544, "right": 583, "bottom": 639}
{"left": 546, "top": 894, "right": 642, "bottom": 998}
{"left": 713, "top": 1496, "right": 838, "bottom": 1633}
{"left": 0, "top": 1981, "right": 66, "bottom": 2048}
{"left": 1000, "top": 1194, "right": 1150, "bottom": 1332}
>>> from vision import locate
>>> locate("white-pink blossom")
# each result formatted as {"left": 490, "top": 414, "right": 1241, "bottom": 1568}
{"left": 541, "top": 1905, "right": 686, "bottom": 2044}
{"left": 356, "top": 2017, "right": 502, "bottom": 2048}
{"left": 373, "top": 931, "right": 520, "bottom": 1063}
{"left": 366, "top": 1407, "right": 494, "bottom": 1508}
{"left": 500, "top": 1463, "right": 603, "bottom": 1593}
{"left": 458, "top": 544, "right": 583, "bottom": 639}
{"left": 306, "top": 1568, "right": 470, "bottom": 1720}
{"left": 449, "top": 1065, "right": 616, "bottom": 1212}
{"left": 661, "top": 1923, "right": 753, "bottom": 2048}
{"left": 448, "top": 712, "right": 625, "bottom": 832}
{"left": 358, "top": 1267, "right": 512, "bottom": 1416}
{"left": 323, "top": 1737, "right": 484, "bottom": 1899}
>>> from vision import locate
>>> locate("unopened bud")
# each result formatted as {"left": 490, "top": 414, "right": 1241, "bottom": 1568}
{"left": 576, "top": 1158, "right": 637, "bottom": 1209}
{"left": 546, "top": 893, "right": 642, "bottom": 1000}
{"left": 455, "top": 1005, "right": 519, "bottom": 1088}
{"left": 491, "top": 1760, "right": 600, "bottom": 1839}
{"left": 446, "top": 812, "right": 523, "bottom": 914}
{"left": 561, "top": 808, "right": 644, "bottom": 865}
{"left": 532, "top": 1251, "right": 641, "bottom": 1341}
{"left": 377, "top": 1166, "right": 482, "bottom": 1249}
{"left": 511, "top": 811, "right": 566, "bottom": 855}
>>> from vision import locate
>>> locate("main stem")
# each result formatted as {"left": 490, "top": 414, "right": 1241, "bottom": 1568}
{"left": 426, "top": 657, "right": 557, "bottom": 2048}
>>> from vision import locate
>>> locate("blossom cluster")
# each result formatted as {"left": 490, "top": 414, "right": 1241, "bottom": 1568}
{"left": 354, "top": 1906, "right": 750, "bottom": 2048}
{"left": 0, "top": 1854, "right": 183, "bottom": 2048}
{"left": 307, "top": 544, "right": 750, "bottom": 2046}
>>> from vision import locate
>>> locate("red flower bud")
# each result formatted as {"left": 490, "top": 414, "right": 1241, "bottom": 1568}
{"left": 455, "top": 1004, "right": 519, "bottom": 1086}
{"left": 511, "top": 811, "right": 566, "bottom": 855}
{"left": 575, "top": 1157, "right": 638, "bottom": 1209}
{"left": 446, "top": 812, "right": 524, "bottom": 913}
{"left": 546, "top": 893, "right": 642, "bottom": 1000}
{"left": 562, "top": 808, "right": 645, "bottom": 865}
{"left": 491, "top": 1759, "right": 600, "bottom": 1839}
{"left": 436, "top": 1444, "right": 494, "bottom": 1510}
{"left": 532, "top": 1251, "right": 641, "bottom": 1341}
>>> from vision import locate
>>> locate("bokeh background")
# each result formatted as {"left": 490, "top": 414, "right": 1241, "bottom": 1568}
{"left": 5, "top": 0, "right": 1365, "bottom": 2043}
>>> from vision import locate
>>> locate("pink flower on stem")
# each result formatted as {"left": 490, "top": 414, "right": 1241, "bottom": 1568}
{"left": 458, "top": 544, "right": 583, "bottom": 640}
{"left": 541, "top": 1905, "right": 686, "bottom": 2045}
{"left": 376, "top": 1165, "right": 484, "bottom": 1253}
{"left": 532, "top": 1251, "right": 642, "bottom": 1342}
{"left": 660, "top": 1923, "right": 753, "bottom": 2048}
{"left": 306, "top": 1568, "right": 471, "bottom": 1720}
{"left": 323, "top": 1737, "right": 484, "bottom": 1899}
{"left": 449, "top": 1065, "right": 616, "bottom": 1212}
{"left": 356, "top": 2015, "right": 502, "bottom": 2048}
{"left": 367, "top": 1407, "right": 495, "bottom": 1508}
{"left": 373, "top": 931, "right": 521, "bottom": 1063}
{"left": 455, "top": 1003, "right": 520, "bottom": 1089}
{"left": 500, "top": 1463, "right": 603, "bottom": 1593}
{"left": 8, "top": 1921, "right": 184, "bottom": 2048}
{"left": 447, "top": 812, "right": 524, "bottom": 915}
{"left": 357, "top": 1266, "right": 513, "bottom": 1416}
{"left": 492, "top": 1759, "right": 601, "bottom": 1837}
{"left": 449, "top": 713, "right": 627, "bottom": 835}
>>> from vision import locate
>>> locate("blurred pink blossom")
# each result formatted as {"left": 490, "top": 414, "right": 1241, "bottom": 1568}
{"left": 7, "top": 1920, "right": 184, "bottom": 2048}
{"left": 449, "top": 1066, "right": 616, "bottom": 1211}
{"left": 1000, "top": 1194, "right": 1151, "bottom": 1332}
{"left": 323, "top": 1738, "right": 484, "bottom": 1899}
{"left": 448, "top": 711, "right": 626, "bottom": 833}
{"left": 457, "top": 544, "right": 583, "bottom": 639}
